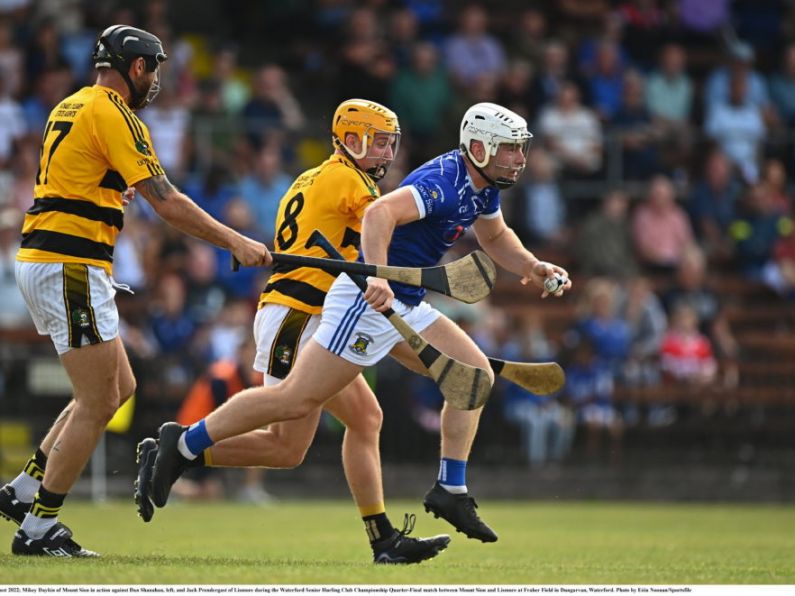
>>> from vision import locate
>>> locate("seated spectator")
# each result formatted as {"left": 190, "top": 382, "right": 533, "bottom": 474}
{"left": 389, "top": 41, "right": 452, "bottom": 164}
{"left": 443, "top": 4, "right": 506, "bottom": 89}
{"left": 387, "top": 8, "right": 420, "bottom": 69}
{"left": 336, "top": 37, "right": 395, "bottom": 107}
{"left": 181, "top": 164, "right": 238, "bottom": 224}
{"left": 645, "top": 43, "right": 693, "bottom": 167}
{"left": 660, "top": 303, "right": 718, "bottom": 387}
{"left": 618, "top": 277, "right": 667, "bottom": 386}
{"left": 514, "top": 147, "right": 567, "bottom": 247}
{"left": 575, "top": 189, "right": 638, "bottom": 278}
{"left": 662, "top": 246, "right": 739, "bottom": 386}
{"left": 687, "top": 150, "right": 742, "bottom": 261}
{"left": 576, "top": 11, "right": 628, "bottom": 75}
{"left": 617, "top": 276, "right": 667, "bottom": 425}
{"left": 496, "top": 59, "right": 534, "bottom": 121}
{"left": 585, "top": 39, "right": 626, "bottom": 121}
{"left": 186, "top": 79, "right": 242, "bottom": 175}
{"left": 537, "top": 81, "right": 602, "bottom": 175}
{"left": 704, "top": 41, "right": 773, "bottom": 118}
{"left": 562, "top": 338, "right": 622, "bottom": 461}
{"left": 212, "top": 44, "right": 251, "bottom": 115}
{"left": 769, "top": 42, "right": 795, "bottom": 126}
{"left": 571, "top": 278, "right": 631, "bottom": 375}
{"left": 237, "top": 143, "right": 292, "bottom": 243}
{"left": 704, "top": 70, "right": 765, "bottom": 184}
{"left": 529, "top": 41, "right": 585, "bottom": 120}
{"left": 632, "top": 175, "right": 695, "bottom": 272}
{"left": 761, "top": 158, "right": 793, "bottom": 214}
{"left": 646, "top": 43, "right": 693, "bottom": 123}
{"left": 729, "top": 183, "right": 792, "bottom": 280}
{"left": 149, "top": 273, "right": 197, "bottom": 355}
{"left": 243, "top": 64, "right": 305, "bottom": 150}
{"left": 611, "top": 70, "right": 662, "bottom": 180}
{"left": 509, "top": 7, "right": 548, "bottom": 71}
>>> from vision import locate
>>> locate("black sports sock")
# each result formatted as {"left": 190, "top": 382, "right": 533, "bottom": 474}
{"left": 363, "top": 513, "right": 394, "bottom": 544}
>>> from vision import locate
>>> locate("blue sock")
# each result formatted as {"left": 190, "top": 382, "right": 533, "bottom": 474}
{"left": 181, "top": 420, "right": 214, "bottom": 459}
{"left": 438, "top": 457, "right": 467, "bottom": 494}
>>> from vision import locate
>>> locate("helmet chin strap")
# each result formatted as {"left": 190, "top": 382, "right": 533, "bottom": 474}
{"left": 365, "top": 163, "right": 387, "bottom": 181}
{"left": 119, "top": 69, "right": 147, "bottom": 110}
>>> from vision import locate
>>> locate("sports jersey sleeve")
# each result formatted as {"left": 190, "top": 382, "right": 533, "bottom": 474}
{"left": 406, "top": 175, "right": 459, "bottom": 220}
{"left": 92, "top": 95, "right": 165, "bottom": 187}
{"left": 479, "top": 193, "right": 501, "bottom": 219}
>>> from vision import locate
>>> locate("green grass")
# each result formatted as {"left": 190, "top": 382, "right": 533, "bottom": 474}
{"left": 1, "top": 500, "right": 794, "bottom": 584}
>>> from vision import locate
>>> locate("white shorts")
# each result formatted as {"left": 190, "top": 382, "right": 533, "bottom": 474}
{"left": 314, "top": 274, "right": 441, "bottom": 367}
{"left": 252, "top": 303, "right": 321, "bottom": 385}
{"left": 15, "top": 261, "right": 119, "bottom": 355}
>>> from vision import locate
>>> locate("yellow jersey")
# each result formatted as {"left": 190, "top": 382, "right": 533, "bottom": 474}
{"left": 258, "top": 153, "right": 379, "bottom": 314}
{"left": 17, "top": 85, "right": 164, "bottom": 274}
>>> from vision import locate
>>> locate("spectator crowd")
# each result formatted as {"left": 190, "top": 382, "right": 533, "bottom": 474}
{"left": 1, "top": 0, "right": 794, "bottom": 468}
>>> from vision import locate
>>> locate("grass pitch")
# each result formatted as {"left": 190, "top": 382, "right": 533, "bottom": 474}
{"left": 1, "top": 500, "right": 793, "bottom": 584}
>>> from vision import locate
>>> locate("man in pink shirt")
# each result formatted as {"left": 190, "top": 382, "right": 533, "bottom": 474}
{"left": 632, "top": 175, "right": 695, "bottom": 273}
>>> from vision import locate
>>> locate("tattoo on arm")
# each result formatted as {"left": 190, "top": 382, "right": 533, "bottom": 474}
{"left": 52, "top": 440, "right": 61, "bottom": 453}
{"left": 138, "top": 175, "right": 176, "bottom": 203}
{"left": 54, "top": 407, "right": 72, "bottom": 426}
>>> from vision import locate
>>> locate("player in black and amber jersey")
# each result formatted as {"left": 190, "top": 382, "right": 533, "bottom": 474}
{"left": 0, "top": 25, "right": 270, "bottom": 558}
{"left": 136, "top": 100, "right": 451, "bottom": 564}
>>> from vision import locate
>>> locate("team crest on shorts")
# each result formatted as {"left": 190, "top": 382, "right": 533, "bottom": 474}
{"left": 274, "top": 345, "right": 292, "bottom": 365}
{"left": 349, "top": 333, "right": 374, "bottom": 355}
{"left": 71, "top": 308, "right": 90, "bottom": 329}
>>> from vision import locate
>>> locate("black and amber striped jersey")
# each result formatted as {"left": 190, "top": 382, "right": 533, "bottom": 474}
{"left": 259, "top": 153, "right": 379, "bottom": 315}
{"left": 16, "top": 85, "right": 163, "bottom": 274}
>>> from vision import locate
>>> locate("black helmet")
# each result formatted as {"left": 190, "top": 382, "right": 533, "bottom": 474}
{"left": 92, "top": 25, "right": 168, "bottom": 109}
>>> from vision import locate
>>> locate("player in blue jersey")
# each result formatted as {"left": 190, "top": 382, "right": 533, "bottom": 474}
{"left": 148, "top": 102, "right": 571, "bottom": 544}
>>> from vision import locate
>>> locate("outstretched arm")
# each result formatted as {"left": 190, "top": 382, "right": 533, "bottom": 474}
{"left": 473, "top": 213, "right": 571, "bottom": 297}
{"left": 135, "top": 174, "right": 271, "bottom": 267}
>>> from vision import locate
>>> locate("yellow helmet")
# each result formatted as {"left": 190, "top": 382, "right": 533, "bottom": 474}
{"left": 332, "top": 99, "right": 401, "bottom": 180}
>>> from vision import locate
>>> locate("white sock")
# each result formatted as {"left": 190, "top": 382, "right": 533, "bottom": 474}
{"left": 9, "top": 473, "right": 41, "bottom": 503}
{"left": 177, "top": 432, "right": 198, "bottom": 460}
{"left": 20, "top": 513, "right": 57, "bottom": 539}
{"left": 439, "top": 483, "right": 468, "bottom": 494}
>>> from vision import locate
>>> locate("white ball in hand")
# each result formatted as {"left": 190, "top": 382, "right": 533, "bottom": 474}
{"left": 544, "top": 273, "right": 567, "bottom": 294}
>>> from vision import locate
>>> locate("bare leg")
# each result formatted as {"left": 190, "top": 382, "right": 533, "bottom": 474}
{"left": 40, "top": 341, "right": 136, "bottom": 456}
{"left": 45, "top": 337, "right": 126, "bottom": 493}
{"left": 324, "top": 374, "right": 384, "bottom": 508}
{"left": 204, "top": 339, "right": 363, "bottom": 443}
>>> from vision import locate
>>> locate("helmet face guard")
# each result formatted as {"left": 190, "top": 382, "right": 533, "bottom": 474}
{"left": 92, "top": 25, "right": 168, "bottom": 109}
{"left": 486, "top": 137, "right": 532, "bottom": 189}
{"left": 339, "top": 127, "right": 401, "bottom": 181}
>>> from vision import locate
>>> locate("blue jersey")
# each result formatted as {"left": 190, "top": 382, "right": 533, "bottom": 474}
{"left": 386, "top": 150, "right": 501, "bottom": 306}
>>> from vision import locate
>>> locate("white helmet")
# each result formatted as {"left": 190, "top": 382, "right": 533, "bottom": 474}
{"left": 459, "top": 103, "right": 532, "bottom": 188}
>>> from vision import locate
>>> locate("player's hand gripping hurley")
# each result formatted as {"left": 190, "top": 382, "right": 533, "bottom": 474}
{"left": 233, "top": 248, "right": 497, "bottom": 304}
